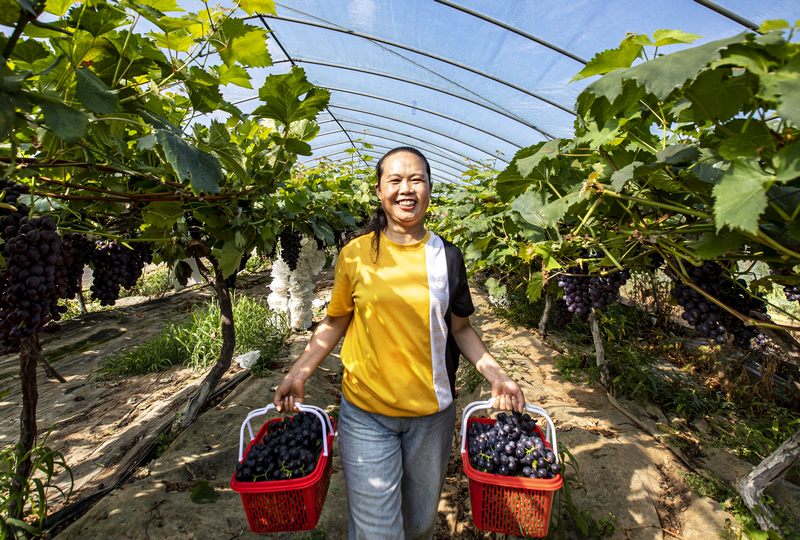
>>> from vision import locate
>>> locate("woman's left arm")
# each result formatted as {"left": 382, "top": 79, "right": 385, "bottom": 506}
{"left": 451, "top": 314, "right": 526, "bottom": 412}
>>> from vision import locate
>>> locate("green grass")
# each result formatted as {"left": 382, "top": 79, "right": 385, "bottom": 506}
{"left": 98, "top": 294, "right": 289, "bottom": 378}
{"left": 123, "top": 265, "right": 174, "bottom": 298}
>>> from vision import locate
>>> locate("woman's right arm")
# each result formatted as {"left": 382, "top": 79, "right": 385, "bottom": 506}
{"left": 273, "top": 312, "right": 352, "bottom": 412}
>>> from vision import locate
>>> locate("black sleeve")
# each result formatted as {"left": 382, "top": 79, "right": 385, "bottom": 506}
{"left": 445, "top": 241, "right": 474, "bottom": 317}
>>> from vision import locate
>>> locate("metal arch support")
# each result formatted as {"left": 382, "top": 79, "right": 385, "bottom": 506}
{"left": 335, "top": 117, "right": 506, "bottom": 163}
{"left": 333, "top": 125, "right": 478, "bottom": 167}
{"left": 434, "top": 0, "right": 588, "bottom": 65}
{"left": 303, "top": 150, "right": 465, "bottom": 182}
{"left": 303, "top": 150, "right": 465, "bottom": 183}
{"left": 258, "top": 16, "right": 370, "bottom": 168}
{"left": 692, "top": 0, "right": 760, "bottom": 32}
{"left": 305, "top": 142, "right": 468, "bottom": 174}
{"left": 240, "top": 58, "right": 554, "bottom": 139}
{"left": 314, "top": 132, "right": 470, "bottom": 171}
{"left": 258, "top": 14, "right": 577, "bottom": 116}
{"left": 328, "top": 104, "right": 509, "bottom": 162}
{"left": 351, "top": 142, "right": 476, "bottom": 178}
{"left": 353, "top": 141, "right": 470, "bottom": 173}
{"left": 322, "top": 86, "right": 522, "bottom": 148}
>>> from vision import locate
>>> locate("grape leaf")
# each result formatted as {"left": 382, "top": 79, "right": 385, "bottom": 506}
{"left": 609, "top": 161, "right": 642, "bottom": 191}
{"left": 253, "top": 66, "right": 330, "bottom": 127}
{"left": 718, "top": 121, "right": 772, "bottom": 161}
{"left": 75, "top": 67, "right": 120, "bottom": 114}
{"left": 689, "top": 230, "right": 746, "bottom": 259}
{"left": 156, "top": 130, "right": 223, "bottom": 194}
{"left": 212, "top": 241, "right": 243, "bottom": 279}
{"left": 216, "top": 20, "right": 271, "bottom": 68}
{"left": 39, "top": 100, "right": 88, "bottom": 142}
{"left": 652, "top": 29, "right": 700, "bottom": 47}
{"left": 143, "top": 201, "right": 182, "bottom": 228}
{"left": 685, "top": 68, "right": 754, "bottom": 123}
{"left": 586, "top": 33, "right": 746, "bottom": 103}
{"left": 215, "top": 64, "right": 252, "bottom": 88}
{"left": 45, "top": 0, "right": 75, "bottom": 16}
{"left": 190, "top": 480, "right": 218, "bottom": 504}
{"left": 239, "top": 0, "right": 275, "bottom": 15}
{"left": 761, "top": 56, "right": 800, "bottom": 127}
{"left": 137, "top": 0, "right": 181, "bottom": 13}
{"left": 516, "top": 139, "right": 561, "bottom": 178}
{"left": 11, "top": 39, "right": 49, "bottom": 65}
{"left": 571, "top": 43, "right": 641, "bottom": 81}
{"left": 496, "top": 145, "right": 539, "bottom": 200}
{"left": 712, "top": 159, "right": 768, "bottom": 234}
{"left": 0, "top": 0, "right": 20, "bottom": 25}
{"left": 774, "top": 142, "right": 800, "bottom": 183}
{"left": 526, "top": 272, "right": 544, "bottom": 303}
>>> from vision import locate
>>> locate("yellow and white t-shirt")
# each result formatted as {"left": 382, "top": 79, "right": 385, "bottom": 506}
{"left": 327, "top": 230, "right": 474, "bottom": 417}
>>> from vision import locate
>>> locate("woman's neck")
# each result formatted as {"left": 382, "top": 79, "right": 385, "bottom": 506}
{"left": 382, "top": 223, "right": 427, "bottom": 244}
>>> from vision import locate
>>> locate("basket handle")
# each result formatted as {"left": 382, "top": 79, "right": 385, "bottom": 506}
{"left": 459, "top": 398, "right": 559, "bottom": 462}
{"left": 238, "top": 403, "right": 333, "bottom": 462}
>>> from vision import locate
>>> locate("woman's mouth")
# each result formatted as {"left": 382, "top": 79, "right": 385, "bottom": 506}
{"left": 397, "top": 200, "right": 417, "bottom": 210}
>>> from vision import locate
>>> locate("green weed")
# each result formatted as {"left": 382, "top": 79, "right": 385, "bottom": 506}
{"left": 124, "top": 266, "right": 174, "bottom": 298}
{"left": 99, "top": 294, "right": 289, "bottom": 378}
{"left": 1, "top": 433, "right": 72, "bottom": 538}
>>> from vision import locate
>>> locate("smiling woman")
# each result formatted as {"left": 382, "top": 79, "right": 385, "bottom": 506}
{"left": 273, "top": 146, "right": 525, "bottom": 539}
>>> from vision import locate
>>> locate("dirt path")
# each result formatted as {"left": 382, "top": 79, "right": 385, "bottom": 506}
{"left": 49, "top": 276, "right": 747, "bottom": 539}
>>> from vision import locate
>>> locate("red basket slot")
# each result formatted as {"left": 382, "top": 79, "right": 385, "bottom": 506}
{"left": 461, "top": 417, "right": 563, "bottom": 538}
{"left": 230, "top": 416, "right": 336, "bottom": 533}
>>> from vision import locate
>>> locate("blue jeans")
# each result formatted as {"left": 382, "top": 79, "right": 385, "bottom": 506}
{"left": 338, "top": 396, "right": 456, "bottom": 540}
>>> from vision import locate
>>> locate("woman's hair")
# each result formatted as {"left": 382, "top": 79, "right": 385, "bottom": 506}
{"left": 361, "top": 146, "right": 432, "bottom": 261}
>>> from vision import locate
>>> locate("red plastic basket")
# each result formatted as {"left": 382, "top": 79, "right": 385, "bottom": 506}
{"left": 460, "top": 400, "right": 563, "bottom": 538}
{"left": 230, "top": 404, "right": 336, "bottom": 533}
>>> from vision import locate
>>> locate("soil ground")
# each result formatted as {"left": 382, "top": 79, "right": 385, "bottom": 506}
{"left": 2, "top": 270, "right": 771, "bottom": 539}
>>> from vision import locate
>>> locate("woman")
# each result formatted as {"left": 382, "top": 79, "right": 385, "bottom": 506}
{"left": 273, "top": 147, "right": 525, "bottom": 539}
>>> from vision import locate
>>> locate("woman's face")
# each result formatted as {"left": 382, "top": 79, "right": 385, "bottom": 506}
{"left": 376, "top": 151, "right": 431, "bottom": 232}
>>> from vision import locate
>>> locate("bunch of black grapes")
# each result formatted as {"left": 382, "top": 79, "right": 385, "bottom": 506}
{"left": 785, "top": 284, "right": 800, "bottom": 302}
{"left": 61, "top": 233, "right": 94, "bottom": 299}
{"left": 467, "top": 411, "right": 561, "bottom": 479}
{"left": 279, "top": 229, "right": 303, "bottom": 271}
{"left": 0, "top": 215, "right": 66, "bottom": 353}
{"left": 90, "top": 240, "right": 153, "bottom": 306}
{"left": 671, "top": 262, "right": 767, "bottom": 348}
{"left": 235, "top": 411, "right": 325, "bottom": 482}
{"left": 557, "top": 267, "right": 630, "bottom": 318}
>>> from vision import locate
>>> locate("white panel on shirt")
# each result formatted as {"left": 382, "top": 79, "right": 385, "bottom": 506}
{"left": 425, "top": 233, "right": 452, "bottom": 411}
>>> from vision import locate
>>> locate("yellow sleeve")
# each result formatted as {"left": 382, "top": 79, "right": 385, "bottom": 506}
{"left": 326, "top": 248, "right": 354, "bottom": 316}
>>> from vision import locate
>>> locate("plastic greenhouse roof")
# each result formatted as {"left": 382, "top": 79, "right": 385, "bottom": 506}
{"left": 227, "top": 1, "right": 800, "bottom": 183}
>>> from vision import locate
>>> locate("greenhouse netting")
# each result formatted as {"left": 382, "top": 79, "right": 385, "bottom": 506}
{"left": 199, "top": 0, "right": 800, "bottom": 182}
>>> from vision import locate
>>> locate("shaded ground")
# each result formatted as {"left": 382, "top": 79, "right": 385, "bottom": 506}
{"left": 3, "top": 271, "right": 758, "bottom": 538}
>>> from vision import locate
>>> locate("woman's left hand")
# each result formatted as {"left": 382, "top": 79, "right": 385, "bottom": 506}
{"left": 491, "top": 376, "right": 525, "bottom": 413}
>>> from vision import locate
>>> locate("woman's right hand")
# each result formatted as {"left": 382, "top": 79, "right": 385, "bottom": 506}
{"left": 273, "top": 373, "right": 306, "bottom": 412}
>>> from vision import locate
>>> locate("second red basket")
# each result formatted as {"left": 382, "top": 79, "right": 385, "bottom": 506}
{"left": 230, "top": 403, "right": 336, "bottom": 533}
{"left": 460, "top": 400, "right": 563, "bottom": 538}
